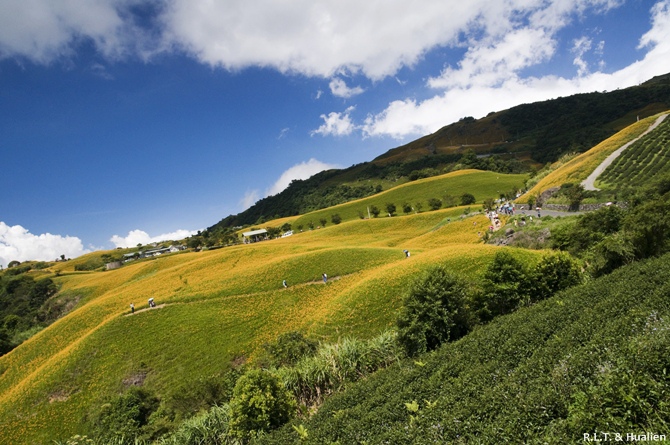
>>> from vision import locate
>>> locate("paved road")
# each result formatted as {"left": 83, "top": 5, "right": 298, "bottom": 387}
{"left": 514, "top": 208, "right": 583, "bottom": 218}
{"left": 582, "top": 113, "right": 669, "bottom": 191}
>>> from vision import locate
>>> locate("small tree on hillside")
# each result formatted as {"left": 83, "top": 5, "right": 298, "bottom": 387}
{"left": 397, "top": 265, "right": 471, "bottom": 357}
{"left": 331, "top": 214, "right": 342, "bottom": 225}
{"left": 460, "top": 193, "right": 476, "bottom": 205}
{"left": 473, "top": 250, "right": 530, "bottom": 322}
{"left": 531, "top": 252, "right": 583, "bottom": 302}
{"left": 428, "top": 198, "right": 442, "bottom": 211}
{"left": 229, "top": 370, "right": 296, "bottom": 439}
{"left": 370, "top": 205, "right": 380, "bottom": 218}
{"left": 319, "top": 218, "right": 327, "bottom": 227}
{"left": 415, "top": 202, "right": 424, "bottom": 213}
{"left": 385, "top": 203, "right": 396, "bottom": 216}
{"left": 402, "top": 202, "right": 413, "bottom": 214}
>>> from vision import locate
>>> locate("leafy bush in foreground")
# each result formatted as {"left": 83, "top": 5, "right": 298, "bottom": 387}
{"left": 396, "top": 265, "right": 471, "bottom": 357}
{"left": 228, "top": 370, "right": 295, "bottom": 440}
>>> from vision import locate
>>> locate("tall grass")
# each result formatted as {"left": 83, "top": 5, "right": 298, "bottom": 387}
{"left": 276, "top": 330, "right": 402, "bottom": 407}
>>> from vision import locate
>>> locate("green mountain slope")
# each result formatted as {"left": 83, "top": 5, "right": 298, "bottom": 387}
{"left": 262, "top": 252, "right": 670, "bottom": 444}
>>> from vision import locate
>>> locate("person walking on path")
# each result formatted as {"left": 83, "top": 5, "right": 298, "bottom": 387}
{"left": 283, "top": 279, "right": 288, "bottom": 288}
{"left": 322, "top": 273, "right": 328, "bottom": 283}
{"left": 130, "top": 303, "right": 135, "bottom": 314}
{"left": 148, "top": 297, "right": 155, "bottom": 308}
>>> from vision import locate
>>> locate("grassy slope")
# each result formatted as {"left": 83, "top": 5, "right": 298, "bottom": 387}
{"left": 286, "top": 169, "right": 526, "bottom": 229}
{"left": 0, "top": 171, "right": 535, "bottom": 444}
{"left": 262, "top": 252, "right": 670, "bottom": 444}
{"left": 519, "top": 113, "right": 667, "bottom": 202}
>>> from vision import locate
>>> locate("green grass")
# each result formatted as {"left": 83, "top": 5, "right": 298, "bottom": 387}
{"left": 286, "top": 169, "right": 526, "bottom": 229}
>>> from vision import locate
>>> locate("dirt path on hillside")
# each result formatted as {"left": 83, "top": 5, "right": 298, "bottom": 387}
{"left": 123, "top": 276, "right": 346, "bottom": 316}
{"left": 582, "top": 113, "right": 669, "bottom": 191}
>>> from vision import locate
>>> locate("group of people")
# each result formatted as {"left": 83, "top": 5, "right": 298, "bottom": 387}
{"left": 129, "top": 298, "right": 156, "bottom": 314}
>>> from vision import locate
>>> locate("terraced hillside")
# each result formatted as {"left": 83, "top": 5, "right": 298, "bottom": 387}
{"left": 519, "top": 112, "right": 668, "bottom": 202}
{"left": 596, "top": 115, "right": 670, "bottom": 189}
{"left": 0, "top": 171, "right": 529, "bottom": 444}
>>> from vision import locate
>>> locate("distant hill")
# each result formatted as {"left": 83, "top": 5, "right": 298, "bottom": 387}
{"left": 209, "top": 73, "right": 670, "bottom": 232}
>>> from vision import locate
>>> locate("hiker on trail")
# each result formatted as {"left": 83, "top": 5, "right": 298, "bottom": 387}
{"left": 148, "top": 297, "right": 155, "bottom": 308}
{"left": 322, "top": 273, "right": 328, "bottom": 283}
{"left": 536, "top": 207, "right": 541, "bottom": 218}
{"left": 283, "top": 279, "right": 288, "bottom": 288}
{"left": 403, "top": 249, "right": 410, "bottom": 258}
{"left": 130, "top": 303, "right": 135, "bottom": 314}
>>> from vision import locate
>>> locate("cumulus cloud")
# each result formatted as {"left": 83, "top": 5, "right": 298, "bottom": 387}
{"left": 329, "top": 78, "right": 365, "bottom": 98}
{"left": 0, "top": 222, "right": 89, "bottom": 267}
{"left": 363, "top": 0, "right": 670, "bottom": 139}
{"left": 0, "top": 0, "right": 160, "bottom": 63}
{"left": 110, "top": 228, "right": 200, "bottom": 248}
{"left": 311, "top": 106, "right": 357, "bottom": 137}
{"left": 266, "top": 158, "right": 339, "bottom": 196}
{"left": 2, "top": 0, "right": 668, "bottom": 142}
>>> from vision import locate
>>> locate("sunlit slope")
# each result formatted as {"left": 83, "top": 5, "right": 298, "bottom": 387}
{"left": 0, "top": 173, "right": 534, "bottom": 444}
{"left": 288, "top": 169, "right": 526, "bottom": 227}
{"left": 519, "top": 113, "right": 666, "bottom": 201}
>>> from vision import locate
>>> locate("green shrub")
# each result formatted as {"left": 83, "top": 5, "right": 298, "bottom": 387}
{"left": 228, "top": 370, "right": 295, "bottom": 439}
{"left": 259, "top": 331, "right": 318, "bottom": 369}
{"left": 330, "top": 214, "right": 342, "bottom": 225}
{"left": 473, "top": 250, "right": 530, "bottom": 322}
{"left": 396, "top": 265, "right": 471, "bottom": 357}
{"left": 427, "top": 198, "right": 442, "bottom": 211}
{"left": 460, "top": 193, "right": 476, "bottom": 205}
{"left": 89, "top": 387, "right": 160, "bottom": 444}
{"left": 531, "top": 252, "right": 583, "bottom": 302}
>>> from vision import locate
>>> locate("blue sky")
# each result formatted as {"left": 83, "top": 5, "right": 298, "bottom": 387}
{"left": 1, "top": 0, "right": 669, "bottom": 266}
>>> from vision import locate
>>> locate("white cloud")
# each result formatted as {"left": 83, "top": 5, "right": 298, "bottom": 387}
{"left": 329, "top": 78, "right": 365, "bottom": 98}
{"left": 0, "top": 222, "right": 89, "bottom": 268}
{"left": 311, "top": 106, "right": 357, "bottom": 137}
{"left": 363, "top": 0, "right": 670, "bottom": 139}
{"left": 277, "top": 127, "right": 290, "bottom": 139}
{"left": 0, "top": 0, "right": 157, "bottom": 63}
{"left": 240, "top": 189, "right": 260, "bottom": 210}
{"left": 266, "top": 158, "right": 339, "bottom": 196}
{"left": 110, "top": 228, "right": 200, "bottom": 248}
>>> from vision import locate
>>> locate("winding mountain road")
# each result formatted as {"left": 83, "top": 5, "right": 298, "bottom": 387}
{"left": 581, "top": 113, "right": 669, "bottom": 191}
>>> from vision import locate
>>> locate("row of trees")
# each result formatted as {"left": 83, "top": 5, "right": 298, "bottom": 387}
{"left": 396, "top": 251, "right": 582, "bottom": 357}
